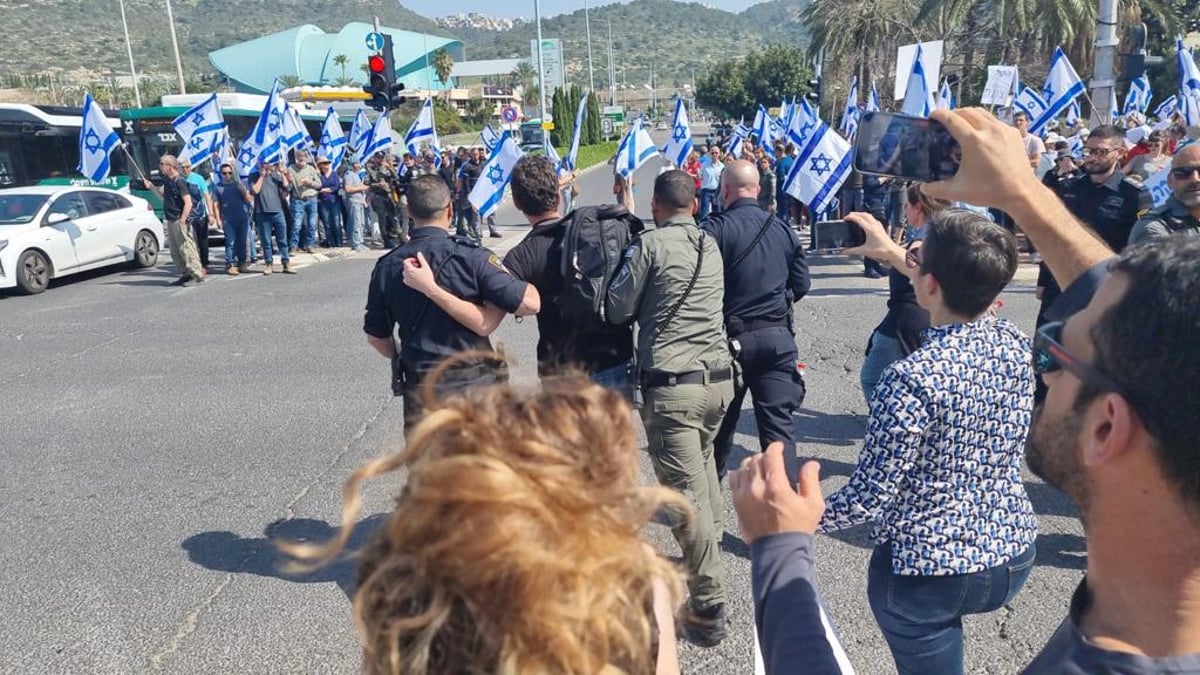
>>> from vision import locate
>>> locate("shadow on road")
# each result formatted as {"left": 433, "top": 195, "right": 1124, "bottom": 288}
{"left": 182, "top": 513, "right": 388, "bottom": 598}
{"left": 1035, "top": 532, "right": 1087, "bottom": 570}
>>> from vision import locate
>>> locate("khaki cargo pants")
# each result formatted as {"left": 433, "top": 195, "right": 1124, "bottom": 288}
{"left": 166, "top": 218, "right": 203, "bottom": 279}
{"left": 641, "top": 378, "right": 735, "bottom": 610}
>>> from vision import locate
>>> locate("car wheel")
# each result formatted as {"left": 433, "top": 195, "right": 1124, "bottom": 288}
{"left": 133, "top": 229, "right": 160, "bottom": 268}
{"left": 16, "top": 249, "right": 50, "bottom": 294}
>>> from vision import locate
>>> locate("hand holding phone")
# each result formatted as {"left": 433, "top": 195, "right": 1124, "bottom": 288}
{"left": 854, "top": 111, "right": 961, "bottom": 182}
{"left": 811, "top": 219, "right": 866, "bottom": 253}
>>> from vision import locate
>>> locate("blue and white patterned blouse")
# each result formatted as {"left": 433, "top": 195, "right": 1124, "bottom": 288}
{"left": 819, "top": 317, "right": 1038, "bottom": 576}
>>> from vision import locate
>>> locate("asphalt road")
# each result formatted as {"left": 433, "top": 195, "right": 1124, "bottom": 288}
{"left": 0, "top": 146, "right": 1081, "bottom": 674}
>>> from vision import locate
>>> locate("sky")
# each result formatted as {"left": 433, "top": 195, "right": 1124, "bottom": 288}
{"left": 402, "top": 0, "right": 769, "bottom": 19}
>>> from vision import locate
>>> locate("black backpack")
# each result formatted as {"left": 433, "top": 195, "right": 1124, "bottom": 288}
{"left": 558, "top": 204, "right": 645, "bottom": 328}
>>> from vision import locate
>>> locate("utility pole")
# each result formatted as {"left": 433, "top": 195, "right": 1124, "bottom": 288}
{"left": 119, "top": 0, "right": 142, "bottom": 107}
{"left": 607, "top": 19, "right": 616, "bottom": 106}
{"left": 165, "top": 0, "right": 186, "bottom": 95}
{"left": 534, "top": 0, "right": 549, "bottom": 146}
{"left": 1091, "top": 0, "right": 1119, "bottom": 125}
{"left": 584, "top": 0, "right": 595, "bottom": 92}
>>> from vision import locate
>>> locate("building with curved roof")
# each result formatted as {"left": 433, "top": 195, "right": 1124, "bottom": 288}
{"left": 208, "top": 22, "right": 465, "bottom": 95}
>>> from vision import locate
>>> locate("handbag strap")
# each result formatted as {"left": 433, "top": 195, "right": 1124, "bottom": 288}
{"left": 654, "top": 230, "right": 706, "bottom": 338}
{"left": 728, "top": 212, "right": 775, "bottom": 270}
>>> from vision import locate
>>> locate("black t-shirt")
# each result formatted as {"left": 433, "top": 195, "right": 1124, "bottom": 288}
{"left": 875, "top": 230, "right": 928, "bottom": 351}
{"left": 502, "top": 218, "right": 634, "bottom": 375}
{"left": 364, "top": 227, "right": 528, "bottom": 365}
{"left": 459, "top": 160, "right": 482, "bottom": 201}
{"left": 162, "top": 176, "right": 188, "bottom": 221}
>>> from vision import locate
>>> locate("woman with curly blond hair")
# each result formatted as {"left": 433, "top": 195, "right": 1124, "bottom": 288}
{"left": 284, "top": 360, "right": 688, "bottom": 675}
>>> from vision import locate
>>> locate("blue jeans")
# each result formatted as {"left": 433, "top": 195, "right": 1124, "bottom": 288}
{"left": 868, "top": 542, "right": 1036, "bottom": 675}
{"left": 348, "top": 202, "right": 366, "bottom": 249}
{"left": 699, "top": 188, "right": 718, "bottom": 219}
{"left": 319, "top": 199, "right": 343, "bottom": 247}
{"left": 290, "top": 197, "right": 317, "bottom": 249}
{"left": 223, "top": 217, "right": 250, "bottom": 267}
{"left": 254, "top": 212, "right": 289, "bottom": 264}
{"left": 589, "top": 360, "right": 631, "bottom": 398}
{"left": 860, "top": 331, "right": 907, "bottom": 404}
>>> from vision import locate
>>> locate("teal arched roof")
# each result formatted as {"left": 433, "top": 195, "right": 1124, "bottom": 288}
{"left": 209, "top": 22, "right": 464, "bottom": 94}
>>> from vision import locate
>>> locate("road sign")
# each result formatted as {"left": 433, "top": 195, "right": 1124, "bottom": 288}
{"left": 542, "top": 121, "right": 555, "bottom": 130}
{"left": 501, "top": 106, "right": 519, "bottom": 123}
{"left": 365, "top": 32, "right": 385, "bottom": 51}
{"left": 600, "top": 117, "right": 614, "bottom": 137}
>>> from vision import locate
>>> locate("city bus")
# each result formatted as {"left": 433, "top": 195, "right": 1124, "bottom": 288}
{"left": 0, "top": 103, "right": 127, "bottom": 189}
{"left": 119, "top": 93, "right": 344, "bottom": 214}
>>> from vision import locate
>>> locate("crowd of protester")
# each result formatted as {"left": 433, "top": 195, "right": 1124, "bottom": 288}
{"left": 262, "top": 104, "right": 1200, "bottom": 674}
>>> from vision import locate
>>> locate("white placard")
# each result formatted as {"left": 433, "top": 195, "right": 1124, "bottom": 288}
{"left": 894, "top": 41, "right": 944, "bottom": 101}
{"left": 981, "top": 66, "right": 1020, "bottom": 106}
{"left": 1144, "top": 164, "right": 1172, "bottom": 207}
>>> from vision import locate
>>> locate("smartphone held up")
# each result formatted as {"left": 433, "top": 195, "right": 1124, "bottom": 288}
{"left": 811, "top": 220, "right": 866, "bottom": 253}
{"left": 853, "top": 111, "right": 961, "bottom": 183}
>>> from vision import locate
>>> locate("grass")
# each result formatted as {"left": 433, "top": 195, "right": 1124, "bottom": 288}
{"left": 569, "top": 141, "right": 619, "bottom": 172}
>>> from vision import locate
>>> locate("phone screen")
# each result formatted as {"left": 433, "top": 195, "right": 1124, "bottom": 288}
{"left": 854, "top": 111, "right": 961, "bottom": 182}
{"left": 812, "top": 220, "right": 865, "bottom": 251}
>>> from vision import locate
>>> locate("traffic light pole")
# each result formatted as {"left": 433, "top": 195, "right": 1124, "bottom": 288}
{"left": 1091, "top": 0, "right": 1119, "bottom": 125}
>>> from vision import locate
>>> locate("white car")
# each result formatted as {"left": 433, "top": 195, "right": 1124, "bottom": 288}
{"left": 0, "top": 186, "right": 163, "bottom": 294}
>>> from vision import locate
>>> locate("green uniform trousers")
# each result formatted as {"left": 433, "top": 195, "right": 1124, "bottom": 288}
{"left": 641, "top": 379, "right": 734, "bottom": 610}
{"left": 166, "top": 218, "right": 203, "bottom": 279}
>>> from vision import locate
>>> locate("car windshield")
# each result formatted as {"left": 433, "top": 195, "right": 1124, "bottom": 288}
{"left": 0, "top": 194, "right": 49, "bottom": 225}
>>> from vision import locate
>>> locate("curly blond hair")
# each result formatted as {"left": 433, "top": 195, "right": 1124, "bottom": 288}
{"left": 283, "top": 360, "right": 691, "bottom": 674}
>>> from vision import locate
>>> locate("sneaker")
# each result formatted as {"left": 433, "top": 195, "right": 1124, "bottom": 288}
{"left": 301, "top": 247, "right": 314, "bottom": 254}
{"left": 864, "top": 269, "right": 884, "bottom": 279}
{"left": 680, "top": 602, "right": 727, "bottom": 648}
{"left": 238, "top": 264, "right": 250, "bottom": 274}
{"left": 282, "top": 261, "right": 297, "bottom": 274}
{"left": 227, "top": 266, "right": 240, "bottom": 276}
{"left": 262, "top": 264, "right": 274, "bottom": 275}
{"left": 289, "top": 246, "right": 297, "bottom": 255}
{"left": 181, "top": 276, "right": 204, "bottom": 288}
{"left": 171, "top": 276, "right": 190, "bottom": 286}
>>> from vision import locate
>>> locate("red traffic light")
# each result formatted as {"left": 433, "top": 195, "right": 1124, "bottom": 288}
{"left": 368, "top": 55, "right": 386, "bottom": 74}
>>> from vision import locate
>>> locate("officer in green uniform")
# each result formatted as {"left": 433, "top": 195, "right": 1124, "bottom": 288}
{"left": 605, "top": 170, "right": 735, "bottom": 648}
{"left": 1129, "top": 143, "right": 1200, "bottom": 244}
{"left": 367, "top": 153, "right": 403, "bottom": 247}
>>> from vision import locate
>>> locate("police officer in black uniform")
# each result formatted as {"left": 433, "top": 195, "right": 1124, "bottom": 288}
{"left": 702, "top": 159, "right": 810, "bottom": 481}
{"left": 363, "top": 175, "right": 540, "bottom": 431}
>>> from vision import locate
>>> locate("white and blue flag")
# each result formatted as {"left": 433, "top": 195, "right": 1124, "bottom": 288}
{"left": 754, "top": 104, "right": 776, "bottom": 159}
{"left": 615, "top": 117, "right": 660, "bottom": 179}
{"left": 727, "top": 120, "right": 751, "bottom": 157}
{"left": 839, "top": 76, "right": 860, "bottom": 140}
{"left": 361, "top": 111, "right": 395, "bottom": 158}
{"left": 564, "top": 92, "right": 588, "bottom": 171}
{"left": 1178, "top": 37, "right": 1200, "bottom": 126}
{"left": 937, "top": 79, "right": 955, "bottom": 111}
{"left": 1154, "top": 95, "right": 1178, "bottom": 121}
{"left": 866, "top": 82, "right": 881, "bottom": 113}
{"left": 235, "top": 130, "right": 261, "bottom": 178}
{"left": 1183, "top": 89, "right": 1200, "bottom": 127}
{"left": 1065, "top": 99, "right": 1081, "bottom": 127}
{"left": 470, "top": 135, "right": 525, "bottom": 218}
{"left": 282, "top": 105, "right": 312, "bottom": 154}
{"left": 317, "top": 107, "right": 347, "bottom": 170}
{"left": 404, "top": 98, "right": 439, "bottom": 157}
{"left": 783, "top": 99, "right": 852, "bottom": 218}
{"left": 481, "top": 123, "right": 502, "bottom": 152}
{"left": 77, "top": 92, "right": 120, "bottom": 182}
{"left": 661, "top": 98, "right": 693, "bottom": 166}
{"left": 1014, "top": 85, "right": 1048, "bottom": 121}
{"left": 171, "top": 93, "right": 227, "bottom": 167}
{"left": 348, "top": 108, "right": 372, "bottom": 161}
{"left": 251, "top": 81, "right": 286, "bottom": 164}
{"left": 1109, "top": 87, "right": 1121, "bottom": 124}
{"left": 1143, "top": 163, "right": 1174, "bottom": 207}
{"left": 901, "top": 44, "right": 936, "bottom": 117}
{"left": 1125, "top": 74, "right": 1152, "bottom": 114}
{"left": 1030, "top": 47, "right": 1085, "bottom": 134}
{"left": 1067, "top": 134, "right": 1084, "bottom": 159}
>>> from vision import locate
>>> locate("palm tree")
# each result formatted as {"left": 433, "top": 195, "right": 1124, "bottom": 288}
{"left": 802, "top": 0, "right": 914, "bottom": 103}
{"left": 278, "top": 74, "right": 303, "bottom": 88}
{"left": 333, "top": 75, "right": 358, "bottom": 87}
{"left": 332, "top": 53, "right": 350, "bottom": 81}
{"left": 512, "top": 62, "right": 539, "bottom": 111}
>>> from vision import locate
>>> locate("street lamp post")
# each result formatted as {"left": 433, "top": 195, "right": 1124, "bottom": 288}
{"left": 607, "top": 19, "right": 616, "bottom": 106}
{"left": 534, "top": 0, "right": 550, "bottom": 147}
{"left": 119, "top": 0, "right": 142, "bottom": 107}
{"left": 584, "top": 0, "right": 595, "bottom": 92}
{"left": 164, "top": 0, "right": 186, "bottom": 95}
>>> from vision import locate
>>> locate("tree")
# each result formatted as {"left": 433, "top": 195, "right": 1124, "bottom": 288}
{"left": 278, "top": 74, "right": 303, "bottom": 88}
{"left": 585, "top": 92, "right": 602, "bottom": 144}
{"left": 512, "top": 62, "right": 539, "bottom": 111}
{"left": 332, "top": 53, "right": 350, "bottom": 82}
{"left": 433, "top": 48, "right": 455, "bottom": 102}
{"left": 550, "top": 87, "right": 568, "bottom": 147}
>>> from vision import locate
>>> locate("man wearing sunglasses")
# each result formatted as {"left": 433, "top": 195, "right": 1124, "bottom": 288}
{"left": 211, "top": 162, "right": 253, "bottom": 274}
{"left": 1129, "top": 141, "right": 1200, "bottom": 244}
{"left": 731, "top": 108, "right": 1200, "bottom": 674}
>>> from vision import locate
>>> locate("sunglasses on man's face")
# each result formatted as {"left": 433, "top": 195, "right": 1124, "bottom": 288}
{"left": 1170, "top": 166, "right": 1200, "bottom": 180}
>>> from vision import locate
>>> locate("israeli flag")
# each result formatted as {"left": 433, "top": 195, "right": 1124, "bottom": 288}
{"left": 564, "top": 92, "right": 588, "bottom": 171}
{"left": 660, "top": 98, "right": 693, "bottom": 166}
{"left": 362, "top": 111, "right": 395, "bottom": 158}
{"left": 783, "top": 99, "right": 852, "bottom": 217}
{"left": 1014, "top": 85, "right": 1048, "bottom": 121}
{"left": 901, "top": 45, "right": 936, "bottom": 118}
{"left": 1067, "top": 134, "right": 1084, "bottom": 159}
{"left": 727, "top": 120, "right": 751, "bottom": 157}
{"left": 1065, "top": 99, "right": 1081, "bottom": 127}
{"left": 1030, "top": 47, "right": 1085, "bottom": 134}
{"left": 480, "top": 123, "right": 502, "bottom": 152}
{"left": 754, "top": 104, "right": 776, "bottom": 159}
{"left": 1109, "top": 87, "right": 1121, "bottom": 124}
{"left": 77, "top": 92, "right": 120, "bottom": 182}
{"left": 317, "top": 107, "right": 347, "bottom": 171}
{"left": 1154, "top": 95, "right": 1178, "bottom": 120}
{"left": 839, "top": 76, "right": 860, "bottom": 139}
{"left": 235, "top": 130, "right": 261, "bottom": 178}
{"left": 1183, "top": 89, "right": 1200, "bottom": 127}
{"left": 544, "top": 136, "right": 563, "bottom": 173}
{"left": 405, "top": 98, "right": 438, "bottom": 157}
{"left": 251, "top": 81, "right": 285, "bottom": 164}
{"left": 615, "top": 117, "right": 660, "bottom": 179}
{"left": 937, "top": 79, "right": 955, "bottom": 111}
{"left": 172, "top": 93, "right": 227, "bottom": 167}
{"left": 1179, "top": 37, "right": 1200, "bottom": 93}
{"left": 866, "top": 81, "right": 881, "bottom": 113}
{"left": 348, "top": 108, "right": 373, "bottom": 161}
{"left": 470, "top": 135, "right": 525, "bottom": 218}
{"left": 1126, "top": 74, "right": 1152, "bottom": 114}
{"left": 281, "top": 105, "right": 311, "bottom": 154}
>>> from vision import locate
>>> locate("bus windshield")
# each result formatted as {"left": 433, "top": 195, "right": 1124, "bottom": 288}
{"left": 0, "top": 104, "right": 126, "bottom": 188}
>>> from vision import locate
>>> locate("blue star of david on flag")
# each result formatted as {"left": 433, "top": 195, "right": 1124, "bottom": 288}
{"left": 77, "top": 92, "right": 120, "bottom": 182}
{"left": 470, "top": 135, "right": 525, "bottom": 218}
{"left": 660, "top": 99, "right": 693, "bottom": 167}
{"left": 810, "top": 153, "right": 832, "bottom": 177}
{"left": 173, "top": 92, "right": 228, "bottom": 166}
{"left": 83, "top": 128, "right": 103, "bottom": 153}
{"left": 487, "top": 164, "right": 505, "bottom": 185}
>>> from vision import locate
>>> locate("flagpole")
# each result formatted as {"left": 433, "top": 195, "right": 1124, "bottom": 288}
{"left": 119, "top": 143, "right": 149, "bottom": 182}
{"left": 165, "top": 0, "right": 186, "bottom": 95}
{"left": 607, "top": 19, "right": 616, "bottom": 106}
{"left": 119, "top": 0, "right": 142, "bottom": 107}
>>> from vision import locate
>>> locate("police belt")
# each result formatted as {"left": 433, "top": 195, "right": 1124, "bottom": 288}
{"left": 726, "top": 316, "right": 790, "bottom": 338}
{"left": 640, "top": 366, "right": 733, "bottom": 388}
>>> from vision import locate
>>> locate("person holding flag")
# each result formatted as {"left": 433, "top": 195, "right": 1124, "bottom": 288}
{"left": 172, "top": 93, "right": 227, "bottom": 169}
{"left": 137, "top": 155, "right": 204, "bottom": 286}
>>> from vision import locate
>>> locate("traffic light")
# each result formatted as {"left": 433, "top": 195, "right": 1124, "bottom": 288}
{"left": 805, "top": 77, "right": 822, "bottom": 106}
{"left": 363, "top": 34, "right": 398, "bottom": 111}
{"left": 389, "top": 82, "right": 406, "bottom": 108}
